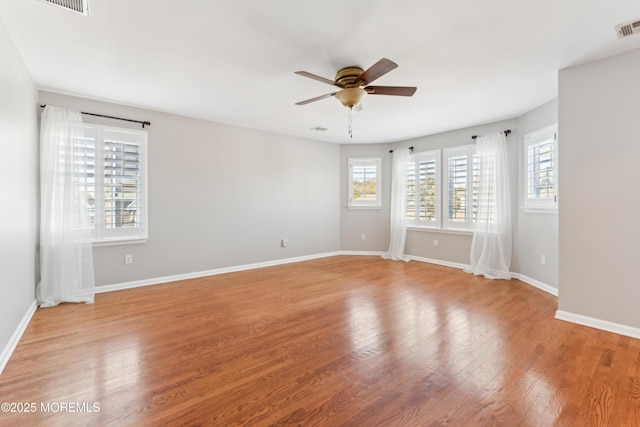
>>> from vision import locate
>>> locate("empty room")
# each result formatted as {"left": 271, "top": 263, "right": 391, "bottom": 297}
{"left": 1, "top": 1, "right": 640, "bottom": 425}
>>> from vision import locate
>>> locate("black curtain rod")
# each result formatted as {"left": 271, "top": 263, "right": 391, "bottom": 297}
{"left": 390, "top": 129, "right": 512, "bottom": 153}
{"left": 472, "top": 129, "right": 511, "bottom": 140}
{"left": 40, "top": 105, "right": 151, "bottom": 128}
{"left": 389, "top": 146, "right": 414, "bottom": 154}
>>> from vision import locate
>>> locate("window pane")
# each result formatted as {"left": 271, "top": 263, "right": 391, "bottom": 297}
{"left": 418, "top": 159, "right": 437, "bottom": 222}
{"left": 406, "top": 162, "right": 416, "bottom": 220}
{"left": 64, "top": 128, "right": 96, "bottom": 232}
{"left": 527, "top": 139, "right": 555, "bottom": 200}
{"left": 352, "top": 164, "right": 377, "bottom": 201}
{"left": 406, "top": 152, "right": 439, "bottom": 226}
{"left": 472, "top": 154, "right": 479, "bottom": 222}
{"left": 103, "top": 131, "right": 141, "bottom": 230}
{"left": 448, "top": 155, "right": 467, "bottom": 221}
{"left": 78, "top": 131, "right": 96, "bottom": 230}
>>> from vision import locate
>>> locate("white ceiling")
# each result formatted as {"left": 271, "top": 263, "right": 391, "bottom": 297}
{"left": 1, "top": 1, "right": 640, "bottom": 144}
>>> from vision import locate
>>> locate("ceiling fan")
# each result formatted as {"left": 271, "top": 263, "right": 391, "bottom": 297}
{"left": 294, "top": 58, "right": 416, "bottom": 137}
{"left": 294, "top": 58, "right": 417, "bottom": 107}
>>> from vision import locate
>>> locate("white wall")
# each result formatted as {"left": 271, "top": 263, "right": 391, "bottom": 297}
{"left": 0, "top": 14, "right": 38, "bottom": 367}
{"left": 516, "top": 99, "right": 558, "bottom": 289}
{"left": 39, "top": 92, "right": 341, "bottom": 287}
{"left": 558, "top": 48, "right": 640, "bottom": 330}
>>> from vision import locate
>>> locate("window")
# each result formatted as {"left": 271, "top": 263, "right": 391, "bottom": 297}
{"left": 443, "top": 145, "right": 477, "bottom": 230}
{"left": 406, "top": 150, "right": 440, "bottom": 228}
{"left": 348, "top": 158, "right": 381, "bottom": 208}
{"left": 81, "top": 124, "right": 148, "bottom": 243}
{"left": 524, "top": 124, "right": 557, "bottom": 210}
{"left": 404, "top": 146, "right": 479, "bottom": 232}
{"left": 404, "top": 139, "right": 512, "bottom": 232}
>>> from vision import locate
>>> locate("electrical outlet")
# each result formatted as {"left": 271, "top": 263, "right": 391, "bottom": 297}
{"left": 125, "top": 254, "right": 133, "bottom": 265}
{"left": 540, "top": 255, "right": 546, "bottom": 265}
{"left": 361, "top": 234, "right": 366, "bottom": 241}
{"left": 281, "top": 239, "right": 287, "bottom": 248}
{"left": 434, "top": 239, "right": 438, "bottom": 247}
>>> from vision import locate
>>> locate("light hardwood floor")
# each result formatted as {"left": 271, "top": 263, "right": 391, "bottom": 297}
{"left": 0, "top": 256, "right": 639, "bottom": 426}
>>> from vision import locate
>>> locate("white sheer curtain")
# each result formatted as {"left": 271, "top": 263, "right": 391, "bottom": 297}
{"left": 383, "top": 148, "right": 410, "bottom": 261}
{"left": 466, "top": 132, "right": 512, "bottom": 279}
{"left": 37, "top": 106, "right": 95, "bottom": 307}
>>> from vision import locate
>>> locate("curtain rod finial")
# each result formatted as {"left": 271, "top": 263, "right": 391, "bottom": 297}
{"left": 472, "top": 129, "right": 511, "bottom": 140}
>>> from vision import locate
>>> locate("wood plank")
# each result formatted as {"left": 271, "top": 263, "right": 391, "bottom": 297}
{"left": 0, "top": 256, "right": 637, "bottom": 426}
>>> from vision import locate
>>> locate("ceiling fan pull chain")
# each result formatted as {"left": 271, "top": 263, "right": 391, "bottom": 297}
{"left": 349, "top": 107, "right": 353, "bottom": 138}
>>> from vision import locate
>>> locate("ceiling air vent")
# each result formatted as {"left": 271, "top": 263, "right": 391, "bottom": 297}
{"left": 40, "top": 0, "right": 89, "bottom": 16}
{"left": 615, "top": 20, "right": 640, "bottom": 39}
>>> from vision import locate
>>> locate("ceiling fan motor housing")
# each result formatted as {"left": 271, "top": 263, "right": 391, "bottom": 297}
{"left": 335, "top": 66, "right": 364, "bottom": 87}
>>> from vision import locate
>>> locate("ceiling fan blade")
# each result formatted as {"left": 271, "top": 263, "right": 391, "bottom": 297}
{"left": 354, "top": 58, "right": 398, "bottom": 86}
{"left": 365, "top": 86, "right": 417, "bottom": 96}
{"left": 295, "top": 71, "right": 339, "bottom": 87}
{"left": 295, "top": 92, "right": 337, "bottom": 105}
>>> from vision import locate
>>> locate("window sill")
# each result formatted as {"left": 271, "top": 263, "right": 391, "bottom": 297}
{"left": 347, "top": 205, "right": 382, "bottom": 210}
{"left": 406, "top": 226, "right": 473, "bottom": 236}
{"left": 93, "top": 238, "right": 148, "bottom": 247}
{"left": 521, "top": 207, "right": 558, "bottom": 215}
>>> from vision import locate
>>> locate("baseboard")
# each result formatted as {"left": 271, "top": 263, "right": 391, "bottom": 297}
{"left": 95, "top": 252, "right": 343, "bottom": 294}
{"left": 511, "top": 273, "right": 558, "bottom": 296}
{"left": 0, "top": 300, "right": 38, "bottom": 376}
{"left": 338, "top": 251, "right": 386, "bottom": 257}
{"left": 555, "top": 310, "right": 640, "bottom": 340}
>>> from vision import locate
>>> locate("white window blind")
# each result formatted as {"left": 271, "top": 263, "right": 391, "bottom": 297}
{"left": 348, "top": 158, "right": 381, "bottom": 208}
{"left": 444, "top": 145, "right": 476, "bottom": 230}
{"left": 406, "top": 150, "right": 440, "bottom": 228}
{"left": 524, "top": 124, "right": 557, "bottom": 210}
{"left": 74, "top": 126, "right": 97, "bottom": 232}
{"left": 472, "top": 153, "right": 480, "bottom": 222}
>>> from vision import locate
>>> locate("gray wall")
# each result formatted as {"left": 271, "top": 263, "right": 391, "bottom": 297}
{"left": 340, "top": 143, "right": 391, "bottom": 252}
{"left": 558, "top": 48, "right": 640, "bottom": 328}
{"left": 0, "top": 15, "right": 38, "bottom": 361}
{"left": 39, "top": 92, "right": 341, "bottom": 286}
{"left": 399, "top": 119, "right": 520, "bottom": 268}
{"left": 340, "top": 118, "right": 522, "bottom": 269}
{"left": 516, "top": 99, "right": 558, "bottom": 289}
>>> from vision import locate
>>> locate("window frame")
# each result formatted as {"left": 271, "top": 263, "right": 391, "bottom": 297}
{"left": 405, "top": 149, "right": 441, "bottom": 229}
{"left": 347, "top": 157, "right": 382, "bottom": 209}
{"left": 82, "top": 123, "right": 148, "bottom": 245}
{"left": 443, "top": 144, "right": 477, "bottom": 231}
{"left": 523, "top": 124, "right": 558, "bottom": 212}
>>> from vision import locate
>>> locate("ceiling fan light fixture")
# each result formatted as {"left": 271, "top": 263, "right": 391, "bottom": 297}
{"left": 334, "top": 88, "right": 367, "bottom": 108}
